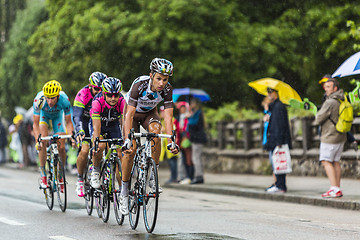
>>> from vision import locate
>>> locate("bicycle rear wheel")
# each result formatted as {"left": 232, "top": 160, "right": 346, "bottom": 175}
{"left": 44, "top": 159, "right": 54, "bottom": 210}
{"left": 84, "top": 158, "right": 94, "bottom": 216}
{"left": 143, "top": 158, "right": 159, "bottom": 233}
{"left": 56, "top": 158, "right": 67, "bottom": 212}
{"left": 112, "top": 158, "right": 124, "bottom": 225}
{"left": 100, "top": 162, "right": 110, "bottom": 222}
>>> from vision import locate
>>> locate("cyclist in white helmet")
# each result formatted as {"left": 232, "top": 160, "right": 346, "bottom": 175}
{"left": 120, "top": 58, "right": 179, "bottom": 215}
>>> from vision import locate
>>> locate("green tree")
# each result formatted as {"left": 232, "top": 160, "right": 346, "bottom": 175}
{"left": 0, "top": 0, "right": 46, "bottom": 119}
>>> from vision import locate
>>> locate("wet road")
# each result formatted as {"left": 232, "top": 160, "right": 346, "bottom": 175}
{"left": 0, "top": 166, "right": 359, "bottom": 240}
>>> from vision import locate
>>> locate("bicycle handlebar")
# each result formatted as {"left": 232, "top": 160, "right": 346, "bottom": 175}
{"left": 38, "top": 134, "right": 73, "bottom": 142}
{"left": 127, "top": 128, "right": 176, "bottom": 149}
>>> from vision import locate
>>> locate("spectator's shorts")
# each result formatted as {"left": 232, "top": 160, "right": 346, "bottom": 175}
{"left": 319, "top": 142, "right": 345, "bottom": 162}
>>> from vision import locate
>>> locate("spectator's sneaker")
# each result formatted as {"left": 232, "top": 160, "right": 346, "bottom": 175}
{"left": 322, "top": 189, "right": 343, "bottom": 198}
{"left": 90, "top": 172, "right": 100, "bottom": 189}
{"left": 39, "top": 176, "right": 49, "bottom": 189}
{"left": 350, "top": 141, "right": 358, "bottom": 151}
{"left": 179, "top": 178, "right": 191, "bottom": 185}
{"left": 76, "top": 181, "right": 85, "bottom": 197}
{"left": 266, "top": 185, "right": 285, "bottom": 193}
{"left": 149, "top": 179, "right": 163, "bottom": 193}
{"left": 59, "top": 178, "right": 65, "bottom": 193}
{"left": 119, "top": 195, "right": 129, "bottom": 215}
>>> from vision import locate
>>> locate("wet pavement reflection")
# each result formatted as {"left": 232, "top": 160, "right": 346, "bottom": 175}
{"left": 118, "top": 233, "right": 242, "bottom": 240}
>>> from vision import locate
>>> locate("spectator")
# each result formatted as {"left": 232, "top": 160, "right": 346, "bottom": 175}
{"left": 187, "top": 98, "right": 207, "bottom": 184}
{"left": 314, "top": 78, "right": 346, "bottom": 198}
{"left": 264, "top": 88, "right": 292, "bottom": 193}
{"left": 261, "top": 96, "right": 276, "bottom": 191}
{"left": 0, "top": 119, "right": 7, "bottom": 164}
{"left": 174, "top": 103, "right": 193, "bottom": 184}
{"left": 319, "top": 74, "right": 357, "bottom": 151}
{"left": 18, "top": 118, "right": 33, "bottom": 167}
{"left": 9, "top": 114, "right": 24, "bottom": 167}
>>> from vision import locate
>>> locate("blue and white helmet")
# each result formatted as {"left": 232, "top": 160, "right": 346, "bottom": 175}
{"left": 89, "top": 72, "right": 107, "bottom": 88}
{"left": 150, "top": 58, "right": 173, "bottom": 76}
{"left": 102, "top": 77, "right": 122, "bottom": 94}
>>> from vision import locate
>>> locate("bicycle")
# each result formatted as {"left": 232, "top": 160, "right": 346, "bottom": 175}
{"left": 38, "top": 134, "right": 73, "bottom": 212}
{"left": 127, "top": 129, "right": 176, "bottom": 233}
{"left": 94, "top": 137, "right": 124, "bottom": 225}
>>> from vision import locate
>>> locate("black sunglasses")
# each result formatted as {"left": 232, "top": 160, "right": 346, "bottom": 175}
{"left": 92, "top": 86, "right": 101, "bottom": 91}
{"left": 105, "top": 92, "right": 120, "bottom": 98}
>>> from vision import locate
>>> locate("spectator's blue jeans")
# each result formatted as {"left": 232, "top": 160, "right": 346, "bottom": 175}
{"left": 269, "top": 151, "right": 287, "bottom": 191}
{"left": 167, "top": 156, "right": 178, "bottom": 182}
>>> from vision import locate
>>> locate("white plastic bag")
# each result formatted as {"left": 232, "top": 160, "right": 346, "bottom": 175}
{"left": 272, "top": 144, "right": 292, "bottom": 174}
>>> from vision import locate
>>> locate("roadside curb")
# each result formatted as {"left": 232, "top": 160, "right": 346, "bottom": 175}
{"left": 164, "top": 183, "right": 360, "bottom": 211}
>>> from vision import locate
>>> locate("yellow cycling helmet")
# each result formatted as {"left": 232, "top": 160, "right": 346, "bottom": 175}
{"left": 43, "top": 80, "right": 62, "bottom": 98}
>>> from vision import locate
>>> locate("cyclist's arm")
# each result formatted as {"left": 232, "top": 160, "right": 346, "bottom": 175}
{"left": 32, "top": 114, "right": 40, "bottom": 140}
{"left": 65, "top": 114, "right": 74, "bottom": 136}
{"left": 124, "top": 105, "right": 136, "bottom": 140}
{"left": 73, "top": 105, "right": 85, "bottom": 134}
{"left": 92, "top": 117, "right": 101, "bottom": 143}
{"left": 164, "top": 107, "right": 174, "bottom": 143}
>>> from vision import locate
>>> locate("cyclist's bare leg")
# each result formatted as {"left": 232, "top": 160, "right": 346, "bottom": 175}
{"left": 116, "top": 148, "right": 122, "bottom": 185}
{"left": 77, "top": 143, "right": 89, "bottom": 176}
{"left": 121, "top": 139, "right": 136, "bottom": 182}
{"left": 148, "top": 122, "right": 161, "bottom": 165}
{"left": 38, "top": 124, "right": 49, "bottom": 168}
{"left": 92, "top": 140, "right": 106, "bottom": 169}
{"left": 56, "top": 134, "right": 67, "bottom": 167}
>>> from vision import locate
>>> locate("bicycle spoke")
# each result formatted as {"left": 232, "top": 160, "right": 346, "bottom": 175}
{"left": 44, "top": 159, "right": 54, "bottom": 210}
{"left": 129, "top": 162, "right": 140, "bottom": 230}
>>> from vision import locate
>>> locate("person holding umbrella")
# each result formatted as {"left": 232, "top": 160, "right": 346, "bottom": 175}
{"left": 263, "top": 87, "right": 292, "bottom": 193}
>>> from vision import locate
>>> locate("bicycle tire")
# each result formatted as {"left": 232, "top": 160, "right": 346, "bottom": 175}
{"left": 143, "top": 158, "right": 159, "bottom": 233}
{"left": 44, "top": 159, "right": 54, "bottom": 210}
{"left": 112, "top": 158, "right": 124, "bottom": 225}
{"left": 56, "top": 158, "right": 67, "bottom": 212}
{"left": 100, "top": 161, "right": 110, "bottom": 222}
{"left": 128, "top": 158, "right": 140, "bottom": 230}
{"left": 84, "top": 157, "right": 94, "bottom": 216}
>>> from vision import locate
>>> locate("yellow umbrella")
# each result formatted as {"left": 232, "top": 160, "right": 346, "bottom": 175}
{"left": 248, "top": 78, "right": 302, "bottom": 105}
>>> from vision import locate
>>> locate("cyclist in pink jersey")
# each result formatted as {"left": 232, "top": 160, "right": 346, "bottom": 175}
{"left": 73, "top": 72, "right": 107, "bottom": 197}
{"left": 120, "top": 58, "right": 179, "bottom": 215}
{"left": 90, "top": 77, "right": 125, "bottom": 189}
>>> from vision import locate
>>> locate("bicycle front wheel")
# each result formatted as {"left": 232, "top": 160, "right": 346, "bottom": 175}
{"left": 55, "top": 158, "right": 67, "bottom": 212}
{"left": 112, "top": 158, "right": 124, "bottom": 225}
{"left": 143, "top": 158, "right": 159, "bottom": 233}
{"left": 100, "top": 162, "right": 110, "bottom": 222}
{"left": 84, "top": 157, "right": 94, "bottom": 216}
{"left": 129, "top": 162, "right": 140, "bottom": 229}
{"left": 44, "top": 159, "right": 54, "bottom": 210}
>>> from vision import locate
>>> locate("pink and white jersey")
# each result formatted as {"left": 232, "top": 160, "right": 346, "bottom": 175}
{"left": 90, "top": 93, "right": 125, "bottom": 126}
{"left": 73, "top": 86, "right": 94, "bottom": 117}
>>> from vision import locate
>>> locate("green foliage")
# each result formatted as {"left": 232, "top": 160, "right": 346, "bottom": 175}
{"left": 0, "top": 0, "right": 46, "bottom": 119}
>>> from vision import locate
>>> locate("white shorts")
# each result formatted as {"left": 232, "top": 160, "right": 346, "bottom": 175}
{"left": 319, "top": 142, "right": 345, "bottom": 162}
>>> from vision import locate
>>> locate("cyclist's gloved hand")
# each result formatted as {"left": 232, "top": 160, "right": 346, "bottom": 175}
{"left": 167, "top": 143, "right": 180, "bottom": 153}
{"left": 75, "top": 130, "right": 85, "bottom": 143}
{"left": 122, "top": 138, "right": 132, "bottom": 151}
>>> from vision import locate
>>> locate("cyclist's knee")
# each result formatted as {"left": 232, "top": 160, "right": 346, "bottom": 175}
{"left": 148, "top": 122, "right": 161, "bottom": 134}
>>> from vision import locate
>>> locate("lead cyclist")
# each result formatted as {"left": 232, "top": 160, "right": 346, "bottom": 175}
{"left": 121, "top": 58, "right": 179, "bottom": 215}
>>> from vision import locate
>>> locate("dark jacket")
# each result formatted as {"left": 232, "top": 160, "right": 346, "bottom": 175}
{"left": 187, "top": 109, "right": 207, "bottom": 144}
{"left": 264, "top": 99, "right": 292, "bottom": 151}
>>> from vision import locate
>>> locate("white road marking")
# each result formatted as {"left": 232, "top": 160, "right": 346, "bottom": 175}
{"left": 0, "top": 216, "right": 26, "bottom": 226}
{"left": 49, "top": 236, "right": 78, "bottom": 240}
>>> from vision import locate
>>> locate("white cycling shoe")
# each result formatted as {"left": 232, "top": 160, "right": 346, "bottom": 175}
{"left": 90, "top": 172, "right": 100, "bottom": 189}
{"left": 119, "top": 195, "right": 129, "bottom": 215}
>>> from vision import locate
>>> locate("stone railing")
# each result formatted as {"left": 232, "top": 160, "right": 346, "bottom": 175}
{"left": 202, "top": 116, "right": 360, "bottom": 178}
